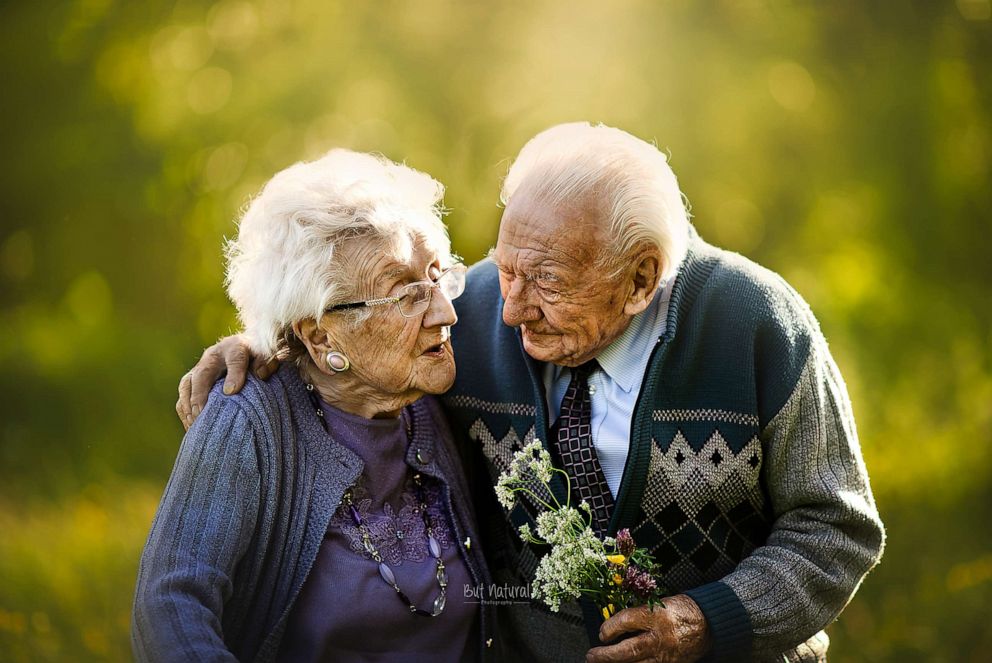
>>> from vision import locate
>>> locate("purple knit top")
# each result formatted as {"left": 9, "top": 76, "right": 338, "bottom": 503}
{"left": 277, "top": 399, "right": 479, "bottom": 662}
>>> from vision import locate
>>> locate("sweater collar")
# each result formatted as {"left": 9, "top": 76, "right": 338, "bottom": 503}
{"left": 276, "top": 362, "right": 447, "bottom": 477}
{"left": 662, "top": 225, "right": 716, "bottom": 344}
{"left": 596, "top": 272, "right": 676, "bottom": 392}
{"left": 275, "top": 362, "right": 365, "bottom": 475}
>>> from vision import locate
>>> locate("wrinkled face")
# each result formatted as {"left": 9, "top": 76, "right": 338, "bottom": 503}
{"left": 493, "top": 192, "right": 633, "bottom": 367}
{"left": 325, "top": 236, "right": 458, "bottom": 398}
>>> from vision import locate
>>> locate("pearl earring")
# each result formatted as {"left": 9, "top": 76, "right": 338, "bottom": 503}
{"left": 325, "top": 351, "right": 350, "bottom": 373}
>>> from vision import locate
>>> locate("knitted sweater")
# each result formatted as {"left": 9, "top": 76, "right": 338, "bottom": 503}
{"left": 443, "top": 232, "right": 884, "bottom": 662}
{"left": 132, "top": 364, "right": 494, "bottom": 662}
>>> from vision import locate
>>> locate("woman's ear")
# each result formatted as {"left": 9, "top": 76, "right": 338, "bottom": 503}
{"left": 623, "top": 246, "right": 663, "bottom": 317}
{"left": 293, "top": 318, "right": 333, "bottom": 370}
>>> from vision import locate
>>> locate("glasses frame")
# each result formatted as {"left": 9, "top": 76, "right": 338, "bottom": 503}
{"left": 325, "top": 263, "right": 467, "bottom": 319}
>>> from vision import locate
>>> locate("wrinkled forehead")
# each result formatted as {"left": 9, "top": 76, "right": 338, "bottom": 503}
{"left": 336, "top": 226, "right": 446, "bottom": 297}
{"left": 392, "top": 234, "right": 446, "bottom": 272}
{"left": 496, "top": 191, "right": 610, "bottom": 267}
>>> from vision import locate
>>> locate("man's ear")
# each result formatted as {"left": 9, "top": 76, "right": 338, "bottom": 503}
{"left": 623, "top": 246, "right": 663, "bottom": 317}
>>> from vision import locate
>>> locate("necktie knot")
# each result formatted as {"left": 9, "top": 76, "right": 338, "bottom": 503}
{"left": 572, "top": 359, "right": 598, "bottom": 382}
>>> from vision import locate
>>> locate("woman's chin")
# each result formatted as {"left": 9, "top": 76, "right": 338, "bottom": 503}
{"left": 414, "top": 355, "right": 456, "bottom": 394}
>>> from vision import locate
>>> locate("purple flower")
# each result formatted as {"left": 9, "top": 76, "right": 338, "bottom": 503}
{"left": 615, "top": 528, "right": 636, "bottom": 558}
{"left": 623, "top": 565, "right": 658, "bottom": 600}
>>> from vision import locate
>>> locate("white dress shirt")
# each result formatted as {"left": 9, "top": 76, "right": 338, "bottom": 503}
{"left": 543, "top": 277, "right": 675, "bottom": 497}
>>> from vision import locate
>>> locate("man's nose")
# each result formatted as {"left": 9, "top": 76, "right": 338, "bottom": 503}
{"left": 423, "top": 286, "right": 458, "bottom": 329}
{"left": 501, "top": 279, "right": 539, "bottom": 328}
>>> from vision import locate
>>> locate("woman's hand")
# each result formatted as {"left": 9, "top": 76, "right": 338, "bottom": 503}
{"left": 176, "top": 334, "right": 279, "bottom": 430}
{"left": 586, "top": 594, "right": 710, "bottom": 663}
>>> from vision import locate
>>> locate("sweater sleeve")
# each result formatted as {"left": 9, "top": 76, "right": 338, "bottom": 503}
{"left": 685, "top": 335, "right": 885, "bottom": 660}
{"left": 132, "top": 393, "right": 261, "bottom": 662}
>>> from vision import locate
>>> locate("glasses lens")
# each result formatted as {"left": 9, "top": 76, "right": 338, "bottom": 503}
{"left": 396, "top": 265, "right": 466, "bottom": 317}
{"left": 439, "top": 265, "right": 466, "bottom": 300}
{"left": 398, "top": 282, "right": 432, "bottom": 317}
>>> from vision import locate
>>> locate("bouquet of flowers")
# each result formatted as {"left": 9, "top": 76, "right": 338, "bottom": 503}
{"left": 495, "top": 441, "right": 666, "bottom": 619}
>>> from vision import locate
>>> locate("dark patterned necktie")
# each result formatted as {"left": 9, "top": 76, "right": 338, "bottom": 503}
{"left": 550, "top": 360, "right": 615, "bottom": 536}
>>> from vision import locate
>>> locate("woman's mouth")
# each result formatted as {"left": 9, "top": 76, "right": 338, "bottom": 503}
{"left": 421, "top": 343, "right": 447, "bottom": 358}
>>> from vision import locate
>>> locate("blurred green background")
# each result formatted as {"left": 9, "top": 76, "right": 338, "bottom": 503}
{"left": 1, "top": 0, "right": 990, "bottom": 660}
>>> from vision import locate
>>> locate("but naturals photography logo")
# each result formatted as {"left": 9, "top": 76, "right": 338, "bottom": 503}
{"left": 463, "top": 583, "right": 531, "bottom": 605}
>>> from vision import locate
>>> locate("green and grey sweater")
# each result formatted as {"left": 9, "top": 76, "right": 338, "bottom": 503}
{"left": 443, "top": 232, "right": 884, "bottom": 662}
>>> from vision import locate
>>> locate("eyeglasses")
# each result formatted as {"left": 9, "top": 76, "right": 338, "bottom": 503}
{"left": 326, "top": 263, "right": 467, "bottom": 318}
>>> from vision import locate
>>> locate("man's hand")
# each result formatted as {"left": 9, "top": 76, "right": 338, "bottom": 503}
{"left": 176, "top": 334, "right": 279, "bottom": 430}
{"left": 586, "top": 594, "right": 710, "bottom": 663}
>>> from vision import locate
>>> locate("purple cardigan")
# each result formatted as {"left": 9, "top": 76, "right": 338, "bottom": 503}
{"left": 132, "top": 363, "right": 494, "bottom": 661}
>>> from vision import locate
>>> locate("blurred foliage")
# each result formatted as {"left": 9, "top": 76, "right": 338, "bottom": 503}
{"left": 1, "top": 0, "right": 991, "bottom": 660}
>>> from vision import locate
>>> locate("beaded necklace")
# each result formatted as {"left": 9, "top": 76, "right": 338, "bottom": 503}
{"left": 305, "top": 383, "right": 448, "bottom": 617}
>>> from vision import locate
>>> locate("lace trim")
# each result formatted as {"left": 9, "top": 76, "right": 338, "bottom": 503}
{"left": 330, "top": 475, "right": 453, "bottom": 566}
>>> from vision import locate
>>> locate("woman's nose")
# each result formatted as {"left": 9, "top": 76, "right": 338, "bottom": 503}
{"left": 423, "top": 285, "right": 458, "bottom": 328}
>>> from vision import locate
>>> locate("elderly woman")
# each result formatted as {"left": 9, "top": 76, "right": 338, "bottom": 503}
{"left": 133, "top": 150, "right": 492, "bottom": 662}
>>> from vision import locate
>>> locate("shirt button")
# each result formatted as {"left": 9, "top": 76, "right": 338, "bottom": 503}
{"left": 588, "top": 385, "right": 597, "bottom": 396}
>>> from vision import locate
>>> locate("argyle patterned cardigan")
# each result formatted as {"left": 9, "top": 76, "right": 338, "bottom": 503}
{"left": 442, "top": 233, "right": 884, "bottom": 662}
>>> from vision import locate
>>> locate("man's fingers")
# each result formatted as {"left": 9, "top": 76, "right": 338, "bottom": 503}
{"left": 599, "top": 606, "right": 651, "bottom": 643}
{"left": 190, "top": 342, "right": 231, "bottom": 413}
{"left": 586, "top": 633, "right": 657, "bottom": 663}
{"left": 181, "top": 336, "right": 254, "bottom": 427}
{"left": 222, "top": 343, "right": 250, "bottom": 395}
{"left": 176, "top": 398, "right": 190, "bottom": 431}
{"left": 189, "top": 365, "right": 213, "bottom": 416}
{"left": 177, "top": 372, "right": 193, "bottom": 430}
{"left": 251, "top": 354, "right": 280, "bottom": 381}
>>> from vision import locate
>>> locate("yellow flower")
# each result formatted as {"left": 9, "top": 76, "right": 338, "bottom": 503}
{"left": 612, "top": 574, "right": 623, "bottom": 585}
{"left": 601, "top": 604, "right": 616, "bottom": 619}
{"left": 606, "top": 554, "right": 626, "bottom": 565}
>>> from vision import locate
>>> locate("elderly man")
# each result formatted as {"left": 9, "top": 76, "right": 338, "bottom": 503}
{"left": 179, "top": 123, "right": 884, "bottom": 662}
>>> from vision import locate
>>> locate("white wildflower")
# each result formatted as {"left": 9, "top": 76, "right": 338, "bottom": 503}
{"left": 494, "top": 473, "right": 517, "bottom": 511}
{"left": 529, "top": 526, "right": 607, "bottom": 612}
{"left": 535, "top": 507, "right": 585, "bottom": 545}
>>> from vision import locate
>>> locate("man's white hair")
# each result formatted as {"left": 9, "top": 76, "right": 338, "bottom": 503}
{"left": 225, "top": 149, "right": 451, "bottom": 357}
{"left": 500, "top": 122, "right": 690, "bottom": 282}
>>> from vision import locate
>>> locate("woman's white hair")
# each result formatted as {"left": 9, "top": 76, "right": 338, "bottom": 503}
{"left": 500, "top": 122, "right": 690, "bottom": 282}
{"left": 225, "top": 149, "right": 451, "bottom": 357}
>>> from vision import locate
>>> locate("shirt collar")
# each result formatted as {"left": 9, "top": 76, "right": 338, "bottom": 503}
{"left": 595, "top": 275, "right": 674, "bottom": 393}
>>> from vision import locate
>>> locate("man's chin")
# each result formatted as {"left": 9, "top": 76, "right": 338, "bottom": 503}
{"left": 521, "top": 335, "right": 568, "bottom": 365}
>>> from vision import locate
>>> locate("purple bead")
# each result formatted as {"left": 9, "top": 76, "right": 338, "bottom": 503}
{"left": 428, "top": 535, "right": 441, "bottom": 559}
{"left": 349, "top": 505, "right": 362, "bottom": 525}
{"left": 378, "top": 562, "right": 396, "bottom": 586}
